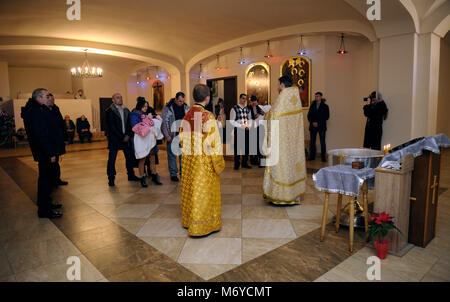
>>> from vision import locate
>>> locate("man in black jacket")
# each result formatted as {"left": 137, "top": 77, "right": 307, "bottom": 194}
{"left": 48, "top": 93, "right": 69, "bottom": 187}
{"left": 307, "top": 92, "right": 330, "bottom": 162}
{"left": 76, "top": 115, "right": 93, "bottom": 143}
{"left": 105, "top": 93, "right": 139, "bottom": 186}
{"left": 363, "top": 91, "right": 388, "bottom": 150}
{"left": 247, "top": 96, "right": 265, "bottom": 167}
{"left": 21, "top": 88, "right": 65, "bottom": 218}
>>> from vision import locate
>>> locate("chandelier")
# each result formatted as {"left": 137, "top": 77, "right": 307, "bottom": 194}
{"left": 264, "top": 40, "right": 273, "bottom": 59}
{"left": 297, "top": 35, "right": 307, "bottom": 56}
{"left": 71, "top": 50, "right": 103, "bottom": 78}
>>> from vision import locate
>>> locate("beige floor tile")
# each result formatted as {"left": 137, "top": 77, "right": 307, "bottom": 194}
{"left": 182, "top": 263, "right": 238, "bottom": 280}
{"left": 242, "top": 205, "right": 288, "bottom": 219}
{"left": 209, "top": 219, "right": 241, "bottom": 238}
{"left": 242, "top": 219, "right": 296, "bottom": 239}
{"left": 242, "top": 238, "right": 292, "bottom": 263}
{"left": 150, "top": 204, "right": 182, "bottom": 218}
{"left": 87, "top": 203, "right": 118, "bottom": 217}
{"left": 178, "top": 237, "right": 241, "bottom": 265}
{"left": 136, "top": 218, "right": 187, "bottom": 237}
{"left": 15, "top": 254, "right": 105, "bottom": 282}
{"left": 139, "top": 237, "right": 186, "bottom": 261}
{"left": 107, "top": 204, "right": 159, "bottom": 219}
{"left": 221, "top": 185, "right": 242, "bottom": 194}
{"left": 285, "top": 204, "right": 333, "bottom": 223}
{"left": 109, "top": 217, "right": 148, "bottom": 235}
{"left": 289, "top": 220, "right": 321, "bottom": 237}
{"left": 3, "top": 234, "right": 82, "bottom": 273}
{"left": 0, "top": 275, "right": 16, "bottom": 282}
{"left": 222, "top": 204, "right": 241, "bottom": 219}
{"left": 241, "top": 193, "right": 266, "bottom": 206}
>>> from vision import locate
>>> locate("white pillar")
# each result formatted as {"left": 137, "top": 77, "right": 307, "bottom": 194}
{"left": 413, "top": 33, "right": 441, "bottom": 137}
{"left": 378, "top": 33, "right": 418, "bottom": 147}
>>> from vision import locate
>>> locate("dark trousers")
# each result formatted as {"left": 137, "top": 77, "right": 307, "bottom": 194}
{"left": 37, "top": 160, "right": 54, "bottom": 214}
{"left": 249, "top": 126, "right": 262, "bottom": 165}
{"left": 363, "top": 125, "right": 382, "bottom": 150}
{"left": 310, "top": 128, "right": 327, "bottom": 160}
{"left": 107, "top": 144, "right": 135, "bottom": 180}
{"left": 79, "top": 132, "right": 92, "bottom": 143}
{"left": 50, "top": 155, "right": 62, "bottom": 187}
{"left": 67, "top": 133, "right": 75, "bottom": 144}
{"left": 234, "top": 128, "right": 250, "bottom": 168}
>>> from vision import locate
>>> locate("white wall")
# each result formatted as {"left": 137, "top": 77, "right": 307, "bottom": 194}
{"left": 437, "top": 34, "right": 450, "bottom": 136}
{"left": 0, "top": 62, "right": 10, "bottom": 101}
{"left": 8, "top": 67, "right": 72, "bottom": 99}
{"left": 189, "top": 34, "right": 374, "bottom": 151}
{"left": 126, "top": 68, "right": 172, "bottom": 112}
{"left": 82, "top": 71, "right": 127, "bottom": 131}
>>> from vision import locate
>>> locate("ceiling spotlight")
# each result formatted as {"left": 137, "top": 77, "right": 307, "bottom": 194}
{"left": 337, "top": 33, "right": 348, "bottom": 55}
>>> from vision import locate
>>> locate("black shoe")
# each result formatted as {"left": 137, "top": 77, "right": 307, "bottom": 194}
{"left": 151, "top": 173, "right": 163, "bottom": 186}
{"left": 56, "top": 180, "right": 69, "bottom": 186}
{"left": 171, "top": 176, "right": 179, "bottom": 182}
{"left": 128, "top": 175, "right": 140, "bottom": 182}
{"left": 307, "top": 157, "right": 315, "bottom": 161}
{"left": 321, "top": 158, "right": 327, "bottom": 163}
{"left": 242, "top": 165, "right": 252, "bottom": 169}
{"left": 108, "top": 179, "right": 115, "bottom": 187}
{"left": 51, "top": 203, "right": 62, "bottom": 210}
{"left": 38, "top": 210, "right": 63, "bottom": 219}
{"left": 140, "top": 176, "right": 148, "bottom": 188}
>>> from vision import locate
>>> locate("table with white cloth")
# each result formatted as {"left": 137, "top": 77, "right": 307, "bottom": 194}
{"left": 313, "top": 165, "right": 374, "bottom": 252}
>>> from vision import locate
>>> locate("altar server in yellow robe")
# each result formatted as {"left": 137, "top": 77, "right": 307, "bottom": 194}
{"left": 263, "top": 76, "right": 306, "bottom": 205}
{"left": 179, "top": 84, "right": 225, "bottom": 236}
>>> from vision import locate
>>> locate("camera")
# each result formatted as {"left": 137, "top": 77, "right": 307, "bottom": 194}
{"left": 363, "top": 97, "right": 369, "bottom": 102}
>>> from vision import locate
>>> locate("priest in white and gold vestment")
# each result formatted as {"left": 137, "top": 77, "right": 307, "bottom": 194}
{"left": 179, "top": 84, "right": 225, "bottom": 236}
{"left": 263, "top": 76, "right": 306, "bottom": 205}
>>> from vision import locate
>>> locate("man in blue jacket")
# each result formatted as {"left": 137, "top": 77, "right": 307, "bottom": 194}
{"left": 21, "top": 88, "right": 65, "bottom": 218}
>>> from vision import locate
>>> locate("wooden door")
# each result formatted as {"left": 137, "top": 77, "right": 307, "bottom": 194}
{"left": 223, "top": 78, "right": 237, "bottom": 120}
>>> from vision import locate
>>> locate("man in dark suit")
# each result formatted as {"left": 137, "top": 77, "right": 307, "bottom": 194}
{"left": 21, "top": 88, "right": 65, "bottom": 218}
{"left": 105, "top": 93, "right": 139, "bottom": 187}
{"left": 307, "top": 92, "right": 330, "bottom": 162}
{"left": 48, "top": 93, "right": 69, "bottom": 187}
{"left": 247, "top": 95, "right": 265, "bottom": 167}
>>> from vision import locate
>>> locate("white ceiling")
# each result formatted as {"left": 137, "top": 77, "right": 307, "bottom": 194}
{"left": 0, "top": 0, "right": 367, "bottom": 64}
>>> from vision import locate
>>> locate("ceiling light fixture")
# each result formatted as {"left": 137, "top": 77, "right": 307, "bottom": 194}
{"left": 199, "top": 63, "right": 204, "bottom": 79}
{"left": 264, "top": 41, "right": 273, "bottom": 59}
{"left": 238, "top": 47, "right": 246, "bottom": 65}
{"left": 215, "top": 55, "right": 221, "bottom": 71}
{"left": 297, "top": 35, "right": 307, "bottom": 56}
{"left": 71, "top": 49, "right": 103, "bottom": 78}
{"left": 337, "top": 33, "right": 348, "bottom": 55}
{"left": 146, "top": 67, "right": 151, "bottom": 81}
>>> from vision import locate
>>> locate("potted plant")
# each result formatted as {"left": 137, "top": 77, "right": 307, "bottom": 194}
{"left": 366, "top": 212, "right": 401, "bottom": 259}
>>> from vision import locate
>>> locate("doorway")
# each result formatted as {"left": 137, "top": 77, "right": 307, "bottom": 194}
{"left": 99, "top": 98, "right": 113, "bottom": 132}
{"left": 206, "top": 76, "right": 237, "bottom": 118}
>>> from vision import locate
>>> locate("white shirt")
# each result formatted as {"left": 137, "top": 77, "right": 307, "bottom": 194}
{"left": 115, "top": 104, "right": 126, "bottom": 134}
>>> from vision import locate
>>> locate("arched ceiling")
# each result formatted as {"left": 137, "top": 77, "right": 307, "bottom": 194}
{"left": 0, "top": 0, "right": 368, "bottom": 65}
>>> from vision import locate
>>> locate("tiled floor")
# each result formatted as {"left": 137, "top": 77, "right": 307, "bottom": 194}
{"left": 0, "top": 147, "right": 449, "bottom": 282}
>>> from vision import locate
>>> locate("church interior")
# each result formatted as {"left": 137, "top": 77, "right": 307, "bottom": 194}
{"left": 0, "top": 0, "right": 449, "bottom": 283}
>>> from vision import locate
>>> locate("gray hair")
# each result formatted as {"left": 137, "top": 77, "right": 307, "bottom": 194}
{"left": 32, "top": 88, "right": 47, "bottom": 100}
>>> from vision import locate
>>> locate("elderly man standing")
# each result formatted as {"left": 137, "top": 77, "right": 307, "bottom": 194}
{"left": 105, "top": 93, "right": 139, "bottom": 187}
{"left": 162, "top": 92, "right": 190, "bottom": 182}
{"left": 263, "top": 76, "right": 306, "bottom": 205}
{"left": 21, "top": 88, "right": 65, "bottom": 218}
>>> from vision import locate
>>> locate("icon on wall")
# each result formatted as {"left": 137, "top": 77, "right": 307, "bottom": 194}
{"left": 245, "top": 62, "right": 270, "bottom": 105}
{"left": 280, "top": 56, "right": 311, "bottom": 108}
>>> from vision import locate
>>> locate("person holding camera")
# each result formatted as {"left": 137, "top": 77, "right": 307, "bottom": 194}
{"left": 363, "top": 91, "right": 388, "bottom": 150}
{"left": 307, "top": 92, "right": 329, "bottom": 162}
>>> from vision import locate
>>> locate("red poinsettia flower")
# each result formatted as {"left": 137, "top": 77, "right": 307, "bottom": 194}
{"left": 378, "top": 212, "right": 392, "bottom": 223}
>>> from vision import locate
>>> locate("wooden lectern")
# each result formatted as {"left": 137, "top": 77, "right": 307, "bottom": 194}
{"left": 374, "top": 154, "right": 415, "bottom": 256}
{"left": 408, "top": 150, "right": 441, "bottom": 247}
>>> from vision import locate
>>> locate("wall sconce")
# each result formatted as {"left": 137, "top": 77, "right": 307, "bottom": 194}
{"left": 337, "top": 33, "right": 348, "bottom": 55}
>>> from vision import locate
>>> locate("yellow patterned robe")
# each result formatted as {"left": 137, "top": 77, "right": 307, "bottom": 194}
{"left": 263, "top": 87, "right": 306, "bottom": 205}
{"left": 179, "top": 105, "right": 225, "bottom": 236}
